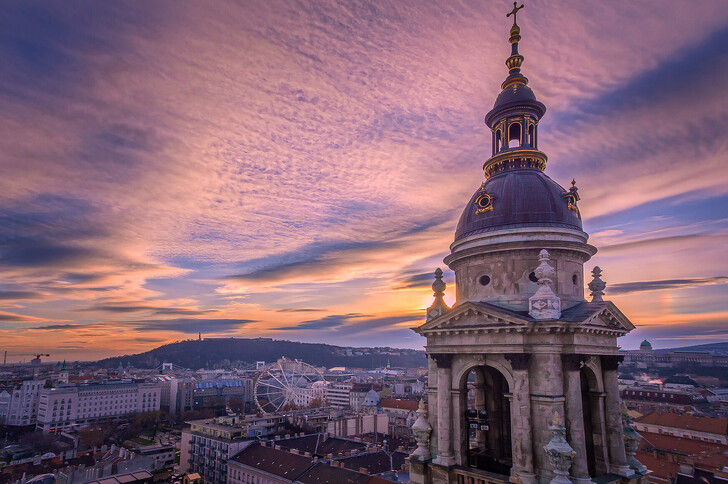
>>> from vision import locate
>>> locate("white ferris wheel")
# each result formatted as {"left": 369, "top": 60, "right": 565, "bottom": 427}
{"left": 253, "top": 357, "right": 326, "bottom": 413}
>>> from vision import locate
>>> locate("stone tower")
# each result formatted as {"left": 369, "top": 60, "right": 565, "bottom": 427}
{"left": 409, "top": 5, "right": 648, "bottom": 484}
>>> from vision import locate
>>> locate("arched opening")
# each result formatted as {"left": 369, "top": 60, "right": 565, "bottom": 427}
{"left": 461, "top": 366, "right": 512, "bottom": 476}
{"left": 508, "top": 123, "right": 521, "bottom": 148}
{"left": 528, "top": 124, "right": 535, "bottom": 147}
{"left": 495, "top": 130, "right": 502, "bottom": 153}
{"left": 580, "top": 370, "right": 597, "bottom": 477}
{"left": 579, "top": 366, "right": 610, "bottom": 476}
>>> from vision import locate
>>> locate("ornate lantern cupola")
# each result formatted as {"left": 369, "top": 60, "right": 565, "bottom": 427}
{"left": 447, "top": 2, "right": 594, "bottom": 312}
{"left": 483, "top": 2, "right": 547, "bottom": 178}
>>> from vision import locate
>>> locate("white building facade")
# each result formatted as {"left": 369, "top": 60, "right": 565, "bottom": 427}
{"left": 36, "top": 382, "right": 161, "bottom": 433}
{"left": 0, "top": 380, "right": 44, "bottom": 426}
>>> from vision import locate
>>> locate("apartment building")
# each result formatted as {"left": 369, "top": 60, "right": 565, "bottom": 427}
{"left": 180, "top": 415, "right": 287, "bottom": 484}
{"left": 0, "top": 380, "right": 44, "bottom": 426}
{"left": 36, "top": 382, "right": 161, "bottom": 433}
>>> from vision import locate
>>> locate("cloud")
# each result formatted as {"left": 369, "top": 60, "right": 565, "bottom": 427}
{"left": 0, "top": 310, "right": 48, "bottom": 323}
{"left": 275, "top": 312, "right": 421, "bottom": 333}
{"left": 0, "top": 291, "right": 44, "bottom": 300}
{"left": 274, "top": 308, "right": 329, "bottom": 313}
{"left": 609, "top": 277, "right": 728, "bottom": 296}
{"left": 128, "top": 318, "right": 256, "bottom": 334}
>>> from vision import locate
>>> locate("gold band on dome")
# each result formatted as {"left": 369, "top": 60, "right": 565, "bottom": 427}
{"left": 482, "top": 149, "right": 547, "bottom": 179}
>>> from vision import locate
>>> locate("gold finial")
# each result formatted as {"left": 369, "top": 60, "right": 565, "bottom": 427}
{"left": 571, "top": 179, "right": 576, "bottom": 188}
{"left": 507, "top": 2, "right": 524, "bottom": 27}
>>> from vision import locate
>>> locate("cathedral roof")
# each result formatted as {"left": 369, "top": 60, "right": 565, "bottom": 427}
{"left": 454, "top": 169, "right": 583, "bottom": 241}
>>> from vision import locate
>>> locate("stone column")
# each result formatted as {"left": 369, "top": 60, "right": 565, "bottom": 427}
{"left": 505, "top": 353, "right": 536, "bottom": 484}
{"left": 529, "top": 353, "right": 566, "bottom": 480}
{"left": 431, "top": 354, "right": 455, "bottom": 466}
{"left": 601, "top": 356, "right": 630, "bottom": 477}
{"left": 427, "top": 354, "right": 439, "bottom": 459}
{"left": 562, "top": 355, "right": 592, "bottom": 484}
{"left": 451, "top": 388, "right": 466, "bottom": 465}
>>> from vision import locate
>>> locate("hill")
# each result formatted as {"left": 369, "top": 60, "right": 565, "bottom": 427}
{"left": 656, "top": 342, "right": 728, "bottom": 355}
{"left": 95, "top": 338, "right": 427, "bottom": 370}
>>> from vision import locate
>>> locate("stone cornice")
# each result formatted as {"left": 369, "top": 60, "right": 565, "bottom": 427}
{"left": 446, "top": 238, "right": 596, "bottom": 267}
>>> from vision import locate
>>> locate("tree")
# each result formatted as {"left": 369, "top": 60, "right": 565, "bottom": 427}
{"left": 79, "top": 427, "right": 105, "bottom": 448}
{"left": 227, "top": 397, "right": 244, "bottom": 414}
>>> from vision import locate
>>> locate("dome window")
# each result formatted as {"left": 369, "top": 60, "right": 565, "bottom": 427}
{"left": 572, "top": 274, "right": 579, "bottom": 285}
{"left": 474, "top": 191, "right": 494, "bottom": 214}
{"left": 479, "top": 275, "right": 491, "bottom": 286}
{"left": 529, "top": 271, "right": 538, "bottom": 283}
{"left": 508, "top": 123, "right": 522, "bottom": 148}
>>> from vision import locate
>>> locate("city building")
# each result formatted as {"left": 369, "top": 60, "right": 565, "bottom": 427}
{"left": 408, "top": 6, "right": 647, "bottom": 484}
{"left": 193, "top": 379, "right": 254, "bottom": 411}
{"left": 156, "top": 376, "right": 195, "bottom": 416}
{"left": 0, "top": 379, "right": 44, "bottom": 426}
{"left": 35, "top": 382, "right": 161, "bottom": 433}
{"left": 326, "top": 382, "right": 353, "bottom": 408}
{"left": 621, "top": 340, "right": 728, "bottom": 369}
{"left": 180, "top": 415, "right": 288, "bottom": 484}
{"left": 633, "top": 412, "right": 728, "bottom": 445}
{"left": 634, "top": 431, "right": 728, "bottom": 484}
{"left": 621, "top": 386, "right": 709, "bottom": 413}
{"left": 350, "top": 383, "right": 383, "bottom": 412}
{"left": 377, "top": 398, "right": 420, "bottom": 439}
{"left": 227, "top": 442, "right": 392, "bottom": 484}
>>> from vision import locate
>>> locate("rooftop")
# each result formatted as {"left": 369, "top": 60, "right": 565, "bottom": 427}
{"left": 637, "top": 412, "right": 728, "bottom": 435}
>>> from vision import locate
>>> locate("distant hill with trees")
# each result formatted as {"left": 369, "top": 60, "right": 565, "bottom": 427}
{"left": 655, "top": 342, "right": 728, "bottom": 355}
{"left": 95, "top": 337, "right": 427, "bottom": 370}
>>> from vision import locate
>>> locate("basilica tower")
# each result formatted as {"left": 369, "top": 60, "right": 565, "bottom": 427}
{"left": 411, "top": 5, "right": 649, "bottom": 484}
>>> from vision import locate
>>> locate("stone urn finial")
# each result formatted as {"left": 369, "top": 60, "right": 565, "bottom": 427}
{"left": 588, "top": 267, "right": 606, "bottom": 302}
{"left": 426, "top": 268, "right": 450, "bottom": 321}
{"left": 622, "top": 405, "right": 648, "bottom": 474}
{"left": 529, "top": 249, "right": 562, "bottom": 320}
{"left": 544, "top": 410, "right": 576, "bottom": 484}
{"left": 411, "top": 399, "right": 432, "bottom": 461}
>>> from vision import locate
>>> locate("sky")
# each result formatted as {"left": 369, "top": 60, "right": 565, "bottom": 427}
{"left": 1, "top": 0, "right": 728, "bottom": 362}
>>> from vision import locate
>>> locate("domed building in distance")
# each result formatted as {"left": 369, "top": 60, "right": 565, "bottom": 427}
{"left": 409, "top": 4, "right": 649, "bottom": 484}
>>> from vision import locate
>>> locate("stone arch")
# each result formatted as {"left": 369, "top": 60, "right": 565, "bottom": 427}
{"left": 451, "top": 354, "right": 514, "bottom": 476}
{"left": 450, "top": 354, "right": 514, "bottom": 391}
{"left": 580, "top": 361, "right": 607, "bottom": 476}
{"left": 583, "top": 357, "right": 604, "bottom": 392}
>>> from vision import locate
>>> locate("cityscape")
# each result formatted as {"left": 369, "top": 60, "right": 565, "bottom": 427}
{"left": 2, "top": 2, "right": 727, "bottom": 484}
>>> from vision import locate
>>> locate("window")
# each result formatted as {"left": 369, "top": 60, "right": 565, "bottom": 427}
{"left": 508, "top": 123, "right": 521, "bottom": 148}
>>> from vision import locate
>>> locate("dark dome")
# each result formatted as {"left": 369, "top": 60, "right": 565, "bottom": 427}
{"left": 495, "top": 82, "right": 537, "bottom": 107}
{"left": 485, "top": 83, "right": 546, "bottom": 127}
{"left": 454, "top": 170, "right": 583, "bottom": 241}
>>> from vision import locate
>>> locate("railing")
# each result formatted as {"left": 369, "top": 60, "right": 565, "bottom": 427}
{"left": 452, "top": 466, "right": 510, "bottom": 484}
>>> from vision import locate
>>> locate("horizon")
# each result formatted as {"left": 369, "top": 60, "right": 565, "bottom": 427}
{"left": 7, "top": 338, "right": 728, "bottom": 366}
{"left": 2, "top": 1, "right": 728, "bottom": 360}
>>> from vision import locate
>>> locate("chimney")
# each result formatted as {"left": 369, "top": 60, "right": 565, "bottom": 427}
{"left": 313, "top": 456, "right": 319, "bottom": 463}
{"left": 290, "top": 449, "right": 299, "bottom": 455}
{"left": 304, "top": 452, "right": 311, "bottom": 457}
{"left": 359, "top": 467, "right": 368, "bottom": 474}
{"left": 397, "top": 445, "right": 404, "bottom": 451}
{"left": 327, "top": 453, "right": 333, "bottom": 459}
{"left": 275, "top": 435, "right": 280, "bottom": 440}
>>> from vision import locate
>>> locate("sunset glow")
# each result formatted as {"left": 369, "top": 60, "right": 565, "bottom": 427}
{"left": 2, "top": 1, "right": 727, "bottom": 360}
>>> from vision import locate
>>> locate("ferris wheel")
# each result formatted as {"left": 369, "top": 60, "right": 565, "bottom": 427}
{"left": 254, "top": 358, "right": 326, "bottom": 413}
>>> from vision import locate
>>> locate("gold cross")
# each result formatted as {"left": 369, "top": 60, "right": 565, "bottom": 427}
{"left": 507, "top": 2, "right": 524, "bottom": 26}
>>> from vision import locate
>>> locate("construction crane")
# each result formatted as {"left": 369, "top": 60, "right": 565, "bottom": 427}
{"left": 2, "top": 351, "right": 50, "bottom": 365}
